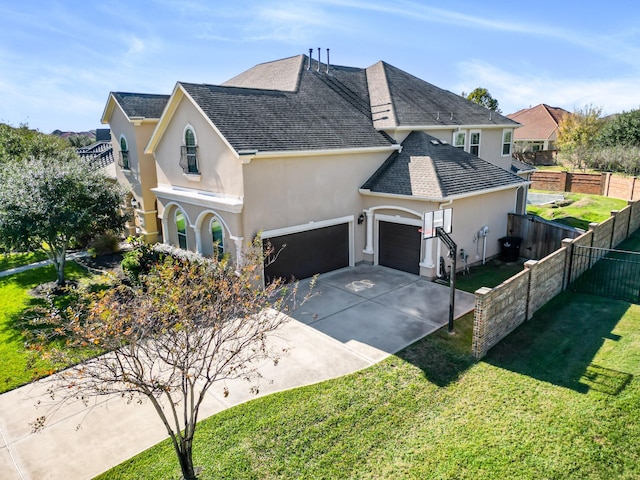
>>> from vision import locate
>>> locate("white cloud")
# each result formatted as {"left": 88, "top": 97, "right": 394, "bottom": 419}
{"left": 456, "top": 60, "right": 640, "bottom": 115}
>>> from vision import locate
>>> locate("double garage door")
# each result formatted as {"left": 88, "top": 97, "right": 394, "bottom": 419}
{"left": 378, "top": 221, "right": 421, "bottom": 275}
{"left": 263, "top": 223, "right": 349, "bottom": 283}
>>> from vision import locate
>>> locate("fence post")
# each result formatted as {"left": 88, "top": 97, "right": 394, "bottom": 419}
{"left": 562, "top": 238, "right": 574, "bottom": 290}
{"left": 610, "top": 210, "right": 619, "bottom": 248}
{"left": 472, "top": 287, "right": 492, "bottom": 359}
{"left": 524, "top": 260, "right": 537, "bottom": 320}
{"left": 602, "top": 172, "right": 611, "bottom": 197}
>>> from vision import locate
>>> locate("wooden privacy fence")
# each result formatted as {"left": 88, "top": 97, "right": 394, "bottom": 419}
{"left": 472, "top": 200, "right": 640, "bottom": 359}
{"left": 507, "top": 213, "right": 581, "bottom": 260}
{"left": 530, "top": 171, "right": 640, "bottom": 201}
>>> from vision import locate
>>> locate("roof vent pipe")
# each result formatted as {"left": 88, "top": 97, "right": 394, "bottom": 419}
{"left": 308, "top": 49, "right": 312, "bottom": 70}
{"left": 317, "top": 47, "right": 321, "bottom": 72}
{"left": 326, "top": 48, "right": 330, "bottom": 74}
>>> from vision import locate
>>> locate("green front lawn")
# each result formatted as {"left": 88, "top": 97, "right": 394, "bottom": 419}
{"left": 0, "top": 262, "right": 96, "bottom": 393}
{"left": 0, "top": 251, "right": 49, "bottom": 272}
{"left": 98, "top": 290, "right": 640, "bottom": 479}
{"left": 527, "top": 191, "right": 627, "bottom": 230}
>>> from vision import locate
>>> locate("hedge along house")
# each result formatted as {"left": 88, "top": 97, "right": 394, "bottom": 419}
{"left": 101, "top": 92, "right": 170, "bottom": 243}
{"left": 106, "top": 52, "right": 527, "bottom": 281}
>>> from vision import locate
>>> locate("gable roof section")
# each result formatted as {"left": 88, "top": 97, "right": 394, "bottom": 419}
{"left": 361, "top": 131, "right": 526, "bottom": 200}
{"left": 366, "top": 62, "right": 518, "bottom": 130}
{"left": 507, "top": 104, "right": 570, "bottom": 141}
{"left": 101, "top": 92, "right": 170, "bottom": 124}
{"left": 179, "top": 66, "right": 393, "bottom": 153}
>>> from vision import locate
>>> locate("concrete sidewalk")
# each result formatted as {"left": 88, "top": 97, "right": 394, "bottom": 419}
{"left": 0, "top": 265, "right": 475, "bottom": 479}
{"left": 0, "top": 252, "right": 89, "bottom": 278}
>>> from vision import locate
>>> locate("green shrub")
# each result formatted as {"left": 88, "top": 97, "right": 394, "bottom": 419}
{"left": 88, "top": 232, "right": 121, "bottom": 256}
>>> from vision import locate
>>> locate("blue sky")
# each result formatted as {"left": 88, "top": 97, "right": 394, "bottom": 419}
{"left": 2, "top": 0, "right": 640, "bottom": 133}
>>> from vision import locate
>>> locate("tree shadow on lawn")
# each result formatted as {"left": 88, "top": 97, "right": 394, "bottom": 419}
{"left": 484, "top": 291, "right": 633, "bottom": 395}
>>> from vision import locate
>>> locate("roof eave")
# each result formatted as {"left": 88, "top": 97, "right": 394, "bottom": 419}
{"left": 359, "top": 181, "right": 529, "bottom": 202}
{"left": 239, "top": 144, "right": 400, "bottom": 164}
{"left": 392, "top": 123, "right": 518, "bottom": 132}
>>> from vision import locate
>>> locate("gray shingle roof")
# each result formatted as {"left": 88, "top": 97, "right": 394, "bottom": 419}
{"left": 367, "top": 62, "right": 519, "bottom": 129}
{"left": 222, "top": 55, "right": 305, "bottom": 92}
{"left": 362, "top": 132, "right": 526, "bottom": 199}
{"left": 181, "top": 64, "right": 393, "bottom": 152}
{"left": 112, "top": 92, "right": 169, "bottom": 119}
{"left": 77, "top": 141, "right": 114, "bottom": 171}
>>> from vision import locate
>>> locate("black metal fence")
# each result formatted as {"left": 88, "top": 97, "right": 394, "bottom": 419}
{"left": 569, "top": 245, "right": 640, "bottom": 303}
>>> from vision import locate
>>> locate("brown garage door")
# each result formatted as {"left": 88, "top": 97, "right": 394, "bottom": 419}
{"left": 379, "top": 221, "right": 421, "bottom": 275}
{"left": 264, "top": 223, "right": 349, "bottom": 283}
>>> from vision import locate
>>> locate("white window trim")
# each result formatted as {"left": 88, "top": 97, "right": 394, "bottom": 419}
{"left": 469, "top": 130, "right": 481, "bottom": 156}
{"left": 452, "top": 130, "right": 467, "bottom": 150}
{"left": 183, "top": 123, "right": 198, "bottom": 145}
{"left": 119, "top": 134, "right": 131, "bottom": 171}
{"left": 175, "top": 208, "right": 188, "bottom": 249}
{"left": 210, "top": 216, "right": 225, "bottom": 255}
{"left": 501, "top": 129, "right": 513, "bottom": 157}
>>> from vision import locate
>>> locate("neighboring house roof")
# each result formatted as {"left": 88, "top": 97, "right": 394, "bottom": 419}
{"left": 507, "top": 104, "right": 570, "bottom": 142}
{"left": 361, "top": 131, "right": 526, "bottom": 200}
{"left": 148, "top": 55, "right": 520, "bottom": 155}
{"left": 101, "top": 92, "right": 170, "bottom": 124}
{"left": 77, "top": 140, "right": 115, "bottom": 174}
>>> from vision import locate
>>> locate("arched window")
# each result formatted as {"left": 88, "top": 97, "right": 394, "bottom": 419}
{"left": 119, "top": 136, "right": 130, "bottom": 170}
{"left": 181, "top": 127, "right": 199, "bottom": 174}
{"left": 211, "top": 217, "right": 224, "bottom": 259}
{"left": 175, "top": 210, "right": 187, "bottom": 249}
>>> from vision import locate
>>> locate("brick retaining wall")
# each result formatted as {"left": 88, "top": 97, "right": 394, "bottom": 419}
{"left": 472, "top": 199, "right": 640, "bottom": 359}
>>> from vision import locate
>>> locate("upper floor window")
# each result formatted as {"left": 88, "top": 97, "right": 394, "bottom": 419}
{"left": 469, "top": 131, "right": 480, "bottom": 156}
{"left": 119, "top": 136, "right": 130, "bottom": 170}
{"left": 502, "top": 130, "right": 512, "bottom": 156}
{"left": 180, "top": 127, "right": 199, "bottom": 174}
{"left": 453, "top": 131, "right": 466, "bottom": 150}
{"left": 211, "top": 217, "right": 224, "bottom": 260}
{"left": 175, "top": 210, "right": 187, "bottom": 249}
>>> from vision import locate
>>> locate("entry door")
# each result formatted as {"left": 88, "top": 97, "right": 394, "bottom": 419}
{"left": 378, "top": 221, "right": 421, "bottom": 275}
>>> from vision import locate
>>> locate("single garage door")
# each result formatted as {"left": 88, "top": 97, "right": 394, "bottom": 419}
{"left": 264, "top": 223, "right": 349, "bottom": 283}
{"left": 378, "top": 221, "right": 421, "bottom": 275}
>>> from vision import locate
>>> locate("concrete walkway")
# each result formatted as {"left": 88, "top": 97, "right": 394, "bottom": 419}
{"left": 0, "top": 252, "right": 89, "bottom": 278}
{"left": 0, "top": 265, "right": 475, "bottom": 480}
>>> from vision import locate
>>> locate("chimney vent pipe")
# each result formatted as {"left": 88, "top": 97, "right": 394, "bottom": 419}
{"left": 326, "top": 48, "right": 330, "bottom": 74}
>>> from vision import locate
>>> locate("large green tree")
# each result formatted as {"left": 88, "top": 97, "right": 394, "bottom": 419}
{"left": 556, "top": 105, "right": 604, "bottom": 171}
{"left": 0, "top": 123, "right": 76, "bottom": 163}
{"left": 464, "top": 87, "right": 501, "bottom": 113}
{"left": 0, "top": 157, "right": 126, "bottom": 285}
{"left": 596, "top": 108, "right": 640, "bottom": 147}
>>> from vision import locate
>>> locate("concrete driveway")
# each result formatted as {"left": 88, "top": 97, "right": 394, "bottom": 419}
{"left": 291, "top": 264, "right": 476, "bottom": 362}
{"left": 0, "top": 265, "right": 475, "bottom": 480}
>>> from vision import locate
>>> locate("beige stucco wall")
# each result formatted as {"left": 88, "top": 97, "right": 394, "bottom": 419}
{"left": 108, "top": 109, "right": 160, "bottom": 242}
{"left": 361, "top": 187, "right": 518, "bottom": 277}
{"left": 241, "top": 149, "right": 393, "bottom": 249}
{"left": 154, "top": 95, "right": 244, "bottom": 198}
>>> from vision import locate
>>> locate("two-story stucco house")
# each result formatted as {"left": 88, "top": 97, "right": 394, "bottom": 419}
{"left": 103, "top": 53, "right": 527, "bottom": 281}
